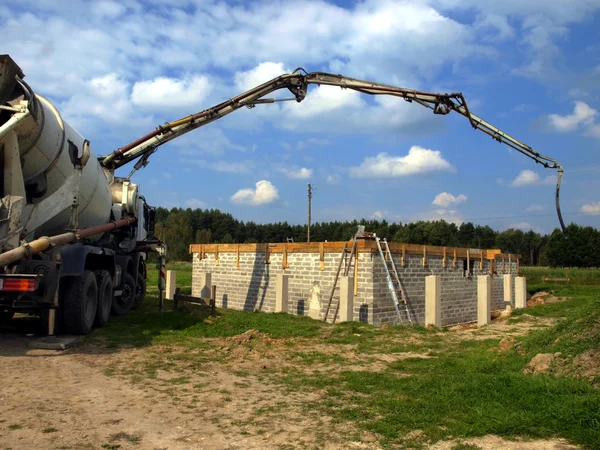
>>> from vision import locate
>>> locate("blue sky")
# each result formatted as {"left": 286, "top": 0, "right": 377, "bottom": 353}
{"left": 3, "top": 0, "right": 600, "bottom": 234}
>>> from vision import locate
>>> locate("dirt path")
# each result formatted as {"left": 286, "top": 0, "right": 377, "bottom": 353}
{"left": 0, "top": 335, "right": 362, "bottom": 450}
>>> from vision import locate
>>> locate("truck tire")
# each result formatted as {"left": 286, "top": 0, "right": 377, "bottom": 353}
{"left": 131, "top": 275, "right": 146, "bottom": 310}
{"left": 112, "top": 273, "right": 135, "bottom": 316}
{"left": 94, "top": 270, "right": 113, "bottom": 327}
{"left": 62, "top": 271, "right": 98, "bottom": 335}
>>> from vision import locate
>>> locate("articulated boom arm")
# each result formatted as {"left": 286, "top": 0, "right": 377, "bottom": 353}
{"left": 100, "top": 70, "right": 566, "bottom": 233}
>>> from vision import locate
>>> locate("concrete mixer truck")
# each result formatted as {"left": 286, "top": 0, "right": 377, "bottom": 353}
{"left": 0, "top": 53, "right": 565, "bottom": 339}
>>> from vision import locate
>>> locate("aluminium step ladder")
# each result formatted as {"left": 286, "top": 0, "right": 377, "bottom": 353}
{"left": 376, "top": 237, "right": 412, "bottom": 324}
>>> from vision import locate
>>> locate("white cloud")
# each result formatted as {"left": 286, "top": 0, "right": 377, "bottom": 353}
{"left": 511, "top": 170, "right": 556, "bottom": 187}
{"left": 432, "top": 192, "right": 467, "bottom": 208}
{"left": 279, "top": 167, "right": 313, "bottom": 180}
{"left": 185, "top": 198, "right": 206, "bottom": 209}
{"left": 231, "top": 180, "right": 279, "bottom": 206}
{"left": 526, "top": 204, "right": 544, "bottom": 212}
{"left": 580, "top": 202, "right": 600, "bottom": 215}
{"left": 162, "top": 172, "right": 172, "bottom": 180}
{"left": 349, "top": 146, "right": 453, "bottom": 178}
{"left": 327, "top": 174, "right": 342, "bottom": 184}
{"left": 285, "top": 85, "right": 363, "bottom": 119}
{"left": 131, "top": 75, "right": 212, "bottom": 109}
{"left": 370, "top": 210, "right": 388, "bottom": 220}
{"left": 548, "top": 101, "right": 598, "bottom": 132}
{"left": 234, "top": 62, "right": 288, "bottom": 92}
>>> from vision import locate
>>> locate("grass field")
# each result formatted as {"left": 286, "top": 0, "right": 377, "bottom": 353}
{"left": 90, "top": 264, "right": 600, "bottom": 448}
{"left": 520, "top": 266, "right": 600, "bottom": 290}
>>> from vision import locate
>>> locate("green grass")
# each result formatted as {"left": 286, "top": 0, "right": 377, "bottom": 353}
{"left": 146, "top": 261, "right": 193, "bottom": 294}
{"left": 520, "top": 267, "right": 600, "bottom": 290}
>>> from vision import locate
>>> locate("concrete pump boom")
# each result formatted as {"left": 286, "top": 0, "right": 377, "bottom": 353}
{"left": 100, "top": 70, "right": 566, "bottom": 234}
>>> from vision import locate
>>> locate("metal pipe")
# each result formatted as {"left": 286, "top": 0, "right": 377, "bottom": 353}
{"left": 0, "top": 217, "right": 136, "bottom": 267}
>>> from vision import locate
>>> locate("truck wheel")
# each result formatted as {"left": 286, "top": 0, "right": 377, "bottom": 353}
{"left": 112, "top": 273, "right": 135, "bottom": 316}
{"left": 131, "top": 275, "right": 146, "bottom": 310}
{"left": 62, "top": 271, "right": 98, "bottom": 335}
{"left": 94, "top": 270, "right": 113, "bottom": 327}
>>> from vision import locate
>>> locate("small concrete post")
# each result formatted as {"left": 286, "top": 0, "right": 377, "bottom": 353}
{"left": 503, "top": 274, "right": 513, "bottom": 305}
{"left": 166, "top": 270, "right": 176, "bottom": 300}
{"left": 338, "top": 276, "right": 354, "bottom": 323}
{"left": 515, "top": 276, "right": 527, "bottom": 309}
{"left": 308, "top": 283, "right": 322, "bottom": 320}
{"left": 425, "top": 275, "right": 441, "bottom": 327}
{"left": 199, "top": 272, "right": 212, "bottom": 299}
{"left": 477, "top": 275, "right": 491, "bottom": 326}
{"left": 275, "top": 274, "right": 289, "bottom": 313}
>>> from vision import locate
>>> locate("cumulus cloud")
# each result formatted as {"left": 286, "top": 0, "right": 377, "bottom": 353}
{"left": 349, "top": 146, "right": 453, "bottom": 178}
{"left": 580, "top": 202, "right": 600, "bottom": 215}
{"left": 511, "top": 170, "right": 556, "bottom": 187}
{"left": 433, "top": 192, "right": 467, "bottom": 208}
{"left": 234, "top": 62, "right": 288, "bottom": 92}
{"left": 184, "top": 159, "right": 253, "bottom": 174}
{"left": 327, "top": 174, "right": 342, "bottom": 184}
{"left": 279, "top": 167, "right": 313, "bottom": 180}
{"left": 185, "top": 198, "right": 206, "bottom": 208}
{"left": 548, "top": 101, "right": 598, "bottom": 133}
{"left": 231, "top": 180, "right": 279, "bottom": 206}
{"left": 131, "top": 75, "right": 212, "bottom": 109}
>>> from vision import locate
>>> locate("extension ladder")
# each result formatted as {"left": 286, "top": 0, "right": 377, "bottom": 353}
{"left": 376, "top": 237, "right": 412, "bottom": 324}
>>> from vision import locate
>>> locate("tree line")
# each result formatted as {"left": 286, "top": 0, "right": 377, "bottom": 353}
{"left": 153, "top": 207, "right": 600, "bottom": 267}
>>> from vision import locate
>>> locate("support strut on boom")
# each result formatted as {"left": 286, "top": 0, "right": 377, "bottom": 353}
{"left": 100, "top": 70, "right": 566, "bottom": 234}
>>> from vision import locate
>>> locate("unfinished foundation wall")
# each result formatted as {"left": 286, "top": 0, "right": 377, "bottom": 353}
{"left": 190, "top": 242, "right": 519, "bottom": 327}
{"left": 372, "top": 253, "right": 518, "bottom": 326}
{"left": 191, "top": 247, "right": 376, "bottom": 323}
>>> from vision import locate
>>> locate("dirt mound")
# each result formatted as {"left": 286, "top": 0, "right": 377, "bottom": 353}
{"left": 225, "top": 329, "right": 270, "bottom": 345}
{"left": 572, "top": 349, "right": 600, "bottom": 384}
{"left": 498, "top": 337, "right": 516, "bottom": 352}
{"left": 523, "top": 353, "right": 562, "bottom": 375}
{"left": 528, "top": 291, "right": 571, "bottom": 307}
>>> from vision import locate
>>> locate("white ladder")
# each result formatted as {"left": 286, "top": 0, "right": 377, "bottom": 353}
{"left": 375, "top": 237, "right": 412, "bottom": 324}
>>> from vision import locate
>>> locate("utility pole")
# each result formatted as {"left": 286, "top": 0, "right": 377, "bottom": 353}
{"left": 307, "top": 183, "right": 312, "bottom": 243}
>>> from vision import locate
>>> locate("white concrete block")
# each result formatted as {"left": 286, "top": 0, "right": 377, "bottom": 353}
{"left": 425, "top": 275, "right": 441, "bottom": 327}
{"left": 504, "top": 274, "right": 513, "bottom": 305}
{"left": 515, "top": 276, "right": 527, "bottom": 309}
{"left": 198, "top": 272, "right": 212, "bottom": 299}
{"left": 338, "top": 276, "right": 354, "bottom": 323}
{"left": 166, "top": 270, "right": 176, "bottom": 300}
{"left": 308, "top": 284, "right": 322, "bottom": 320}
{"left": 477, "top": 275, "right": 492, "bottom": 326}
{"left": 275, "top": 274, "right": 289, "bottom": 313}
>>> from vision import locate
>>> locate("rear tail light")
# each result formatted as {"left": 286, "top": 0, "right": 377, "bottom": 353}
{"left": 0, "top": 277, "right": 38, "bottom": 292}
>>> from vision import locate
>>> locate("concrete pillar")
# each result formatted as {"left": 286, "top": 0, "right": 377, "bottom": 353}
{"left": 275, "top": 274, "right": 289, "bottom": 313}
{"left": 166, "top": 270, "right": 176, "bottom": 300}
{"left": 515, "top": 276, "right": 527, "bottom": 309}
{"left": 504, "top": 274, "right": 513, "bottom": 305}
{"left": 308, "top": 284, "right": 322, "bottom": 320}
{"left": 198, "top": 272, "right": 212, "bottom": 299}
{"left": 477, "top": 275, "right": 491, "bottom": 326}
{"left": 338, "top": 276, "right": 354, "bottom": 323}
{"left": 425, "top": 275, "right": 441, "bottom": 327}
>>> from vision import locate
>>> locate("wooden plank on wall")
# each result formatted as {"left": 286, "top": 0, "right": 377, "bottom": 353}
{"left": 236, "top": 244, "right": 240, "bottom": 270}
{"left": 215, "top": 245, "right": 219, "bottom": 266}
{"left": 453, "top": 248, "right": 457, "bottom": 269}
{"left": 443, "top": 247, "right": 447, "bottom": 268}
{"left": 320, "top": 242, "right": 325, "bottom": 271}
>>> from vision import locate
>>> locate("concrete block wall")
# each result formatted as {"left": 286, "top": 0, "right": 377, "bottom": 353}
{"left": 370, "top": 253, "right": 518, "bottom": 326}
{"left": 192, "top": 244, "right": 519, "bottom": 327}
{"left": 192, "top": 250, "right": 376, "bottom": 323}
